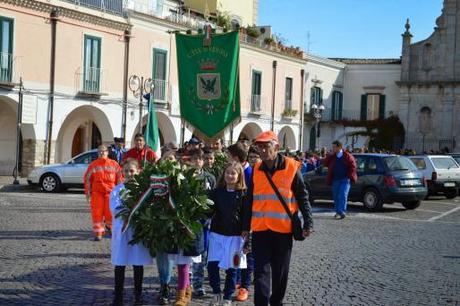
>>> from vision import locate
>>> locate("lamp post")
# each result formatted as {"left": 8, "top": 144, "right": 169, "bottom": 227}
{"left": 128, "top": 75, "right": 154, "bottom": 134}
{"left": 311, "top": 103, "right": 325, "bottom": 151}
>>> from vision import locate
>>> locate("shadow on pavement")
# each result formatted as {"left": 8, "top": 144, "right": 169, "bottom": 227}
{"left": 0, "top": 230, "right": 93, "bottom": 241}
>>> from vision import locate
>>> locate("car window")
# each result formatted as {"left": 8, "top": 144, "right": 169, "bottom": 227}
{"left": 367, "top": 157, "right": 379, "bottom": 173}
{"left": 409, "top": 158, "right": 426, "bottom": 170}
{"left": 383, "top": 156, "right": 417, "bottom": 171}
{"left": 453, "top": 156, "right": 460, "bottom": 165}
{"left": 355, "top": 156, "right": 366, "bottom": 173}
{"left": 431, "top": 157, "right": 459, "bottom": 169}
{"left": 73, "top": 152, "right": 97, "bottom": 164}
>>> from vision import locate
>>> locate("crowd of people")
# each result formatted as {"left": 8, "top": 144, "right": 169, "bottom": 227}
{"left": 82, "top": 131, "right": 378, "bottom": 306}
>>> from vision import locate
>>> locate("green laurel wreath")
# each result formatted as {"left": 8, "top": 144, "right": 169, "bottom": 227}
{"left": 116, "top": 160, "right": 213, "bottom": 257}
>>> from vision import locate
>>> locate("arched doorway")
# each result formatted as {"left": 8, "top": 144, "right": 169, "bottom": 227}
{"left": 238, "top": 122, "right": 263, "bottom": 142}
{"left": 56, "top": 105, "right": 113, "bottom": 162}
{"left": 278, "top": 126, "right": 296, "bottom": 150}
{"left": 0, "top": 97, "right": 18, "bottom": 175}
{"left": 0, "top": 95, "right": 36, "bottom": 176}
{"left": 71, "top": 122, "right": 102, "bottom": 157}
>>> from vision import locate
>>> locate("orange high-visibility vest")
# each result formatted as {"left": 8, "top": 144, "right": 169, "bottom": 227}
{"left": 251, "top": 157, "right": 300, "bottom": 233}
{"left": 84, "top": 158, "right": 122, "bottom": 195}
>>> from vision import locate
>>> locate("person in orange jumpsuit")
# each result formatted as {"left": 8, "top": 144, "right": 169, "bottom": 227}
{"left": 84, "top": 145, "right": 122, "bottom": 241}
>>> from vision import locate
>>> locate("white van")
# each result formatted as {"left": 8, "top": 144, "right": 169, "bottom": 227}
{"left": 409, "top": 155, "right": 460, "bottom": 199}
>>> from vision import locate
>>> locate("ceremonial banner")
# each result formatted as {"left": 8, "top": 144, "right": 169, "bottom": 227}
{"left": 176, "top": 30, "right": 240, "bottom": 140}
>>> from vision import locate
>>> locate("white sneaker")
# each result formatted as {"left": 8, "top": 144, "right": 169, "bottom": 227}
{"left": 222, "top": 299, "right": 232, "bottom": 306}
{"left": 209, "top": 293, "right": 222, "bottom": 306}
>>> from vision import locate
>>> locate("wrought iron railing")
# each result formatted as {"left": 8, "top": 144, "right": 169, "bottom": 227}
{"left": 0, "top": 52, "right": 13, "bottom": 83}
{"left": 75, "top": 66, "right": 105, "bottom": 94}
{"left": 60, "top": 0, "right": 124, "bottom": 16}
{"left": 152, "top": 79, "right": 168, "bottom": 101}
{"left": 251, "top": 95, "right": 261, "bottom": 112}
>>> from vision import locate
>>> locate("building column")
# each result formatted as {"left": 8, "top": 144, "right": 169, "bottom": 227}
{"left": 441, "top": 86, "right": 455, "bottom": 143}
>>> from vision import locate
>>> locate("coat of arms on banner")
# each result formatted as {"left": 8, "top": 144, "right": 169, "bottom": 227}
{"left": 197, "top": 73, "right": 221, "bottom": 100}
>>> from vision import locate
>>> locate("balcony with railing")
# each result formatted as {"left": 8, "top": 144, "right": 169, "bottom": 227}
{"left": 317, "top": 108, "right": 394, "bottom": 122}
{"left": 75, "top": 66, "right": 107, "bottom": 97}
{"left": 60, "top": 0, "right": 124, "bottom": 16}
{"left": 152, "top": 79, "right": 168, "bottom": 102}
{"left": 0, "top": 52, "right": 13, "bottom": 84}
{"left": 250, "top": 95, "right": 262, "bottom": 114}
{"left": 125, "top": 0, "right": 211, "bottom": 30}
{"left": 239, "top": 32, "right": 304, "bottom": 59}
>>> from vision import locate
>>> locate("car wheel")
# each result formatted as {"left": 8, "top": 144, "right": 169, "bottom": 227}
{"left": 445, "top": 189, "right": 457, "bottom": 199}
{"left": 402, "top": 200, "right": 421, "bottom": 210}
{"left": 40, "top": 173, "right": 61, "bottom": 193}
{"left": 362, "top": 188, "right": 383, "bottom": 211}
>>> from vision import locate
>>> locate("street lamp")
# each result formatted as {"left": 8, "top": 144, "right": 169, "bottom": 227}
{"left": 129, "top": 75, "right": 154, "bottom": 134}
{"left": 311, "top": 103, "right": 325, "bottom": 151}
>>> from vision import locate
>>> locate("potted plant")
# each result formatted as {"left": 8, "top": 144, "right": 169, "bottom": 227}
{"left": 264, "top": 37, "right": 274, "bottom": 45}
{"left": 216, "top": 11, "right": 231, "bottom": 29}
{"left": 282, "top": 109, "right": 298, "bottom": 118}
{"left": 246, "top": 25, "right": 260, "bottom": 38}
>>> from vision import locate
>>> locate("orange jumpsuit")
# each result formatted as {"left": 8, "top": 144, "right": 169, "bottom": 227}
{"left": 84, "top": 157, "right": 122, "bottom": 236}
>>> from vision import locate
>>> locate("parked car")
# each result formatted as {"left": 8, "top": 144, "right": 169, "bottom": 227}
{"left": 408, "top": 155, "right": 460, "bottom": 199}
{"left": 303, "top": 154, "right": 428, "bottom": 211}
{"left": 450, "top": 153, "right": 460, "bottom": 166}
{"left": 27, "top": 149, "right": 98, "bottom": 192}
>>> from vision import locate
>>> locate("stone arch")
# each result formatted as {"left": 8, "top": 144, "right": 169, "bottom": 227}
{"left": 131, "top": 111, "right": 177, "bottom": 150}
{"left": 278, "top": 126, "right": 296, "bottom": 150}
{"left": 237, "top": 122, "right": 263, "bottom": 142}
{"left": 56, "top": 105, "right": 113, "bottom": 162}
{"left": 0, "top": 95, "right": 37, "bottom": 175}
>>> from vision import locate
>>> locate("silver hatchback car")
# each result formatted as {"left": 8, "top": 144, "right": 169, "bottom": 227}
{"left": 27, "top": 149, "right": 98, "bottom": 192}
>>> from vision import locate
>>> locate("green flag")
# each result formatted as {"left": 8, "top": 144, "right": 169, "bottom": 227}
{"left": 176, "top": 30, "right": 240, "bottom": 140}
{"left": 144, "top": 99, "right": 160, "bottom": 152}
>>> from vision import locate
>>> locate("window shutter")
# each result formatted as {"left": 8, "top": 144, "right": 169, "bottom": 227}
{"left": 360, "top": 94, "right": 367, "bottom": 120}
{"left": 331, "top": 92, "right": 336, "bottom": 120}
{"left": 319, "top": 88, "right": 323, "bottom": 105}
{"left": 338, "top": 92, "right": 343, "bottom": 120}
{"left": 379, "top": 95, "right": 386, "bottom": 119}
{"left": 310, "top": 88, "right": 315, "bottom": 110}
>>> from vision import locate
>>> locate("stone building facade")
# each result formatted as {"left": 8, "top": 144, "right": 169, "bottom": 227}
{"left": 398, "top": 0, "right": 460, "bottom": 153}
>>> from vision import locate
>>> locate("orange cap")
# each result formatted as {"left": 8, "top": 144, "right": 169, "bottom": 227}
{"left": 254, "top": 130, "right": 279, "bottom": 143}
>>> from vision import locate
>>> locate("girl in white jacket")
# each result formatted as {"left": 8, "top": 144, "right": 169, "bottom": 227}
{"left": 110, "top": 160, "right": 152, "bottom": 305}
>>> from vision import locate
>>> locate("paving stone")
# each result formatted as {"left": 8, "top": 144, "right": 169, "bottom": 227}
{"left": 0, "top": 191, "right": 459, "bottom": 305}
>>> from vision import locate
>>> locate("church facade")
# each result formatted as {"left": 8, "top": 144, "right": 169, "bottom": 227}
{"left": 398, "top": 0, "right": 460, "bottom": 153}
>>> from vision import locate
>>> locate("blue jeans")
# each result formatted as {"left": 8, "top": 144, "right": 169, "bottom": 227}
{"left": 207, "top": 261, "right": 237, "bottom": 300}
{"left": 156, "top": 251, "right": 173, "bottom": 284}
{"left": 332, "top": 178, "right": 351, "bottom": 216}
{"left": 192, "top": 250, "right": 207, "bottom": 291}
{"left": 236, "top": 251, "right": 254, "bottom": 289}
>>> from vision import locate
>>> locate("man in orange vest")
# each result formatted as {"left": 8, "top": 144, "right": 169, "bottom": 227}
{"left": 242, "top": 131, "right": 314, "bottom": 306}
{"left": 84, "top": 145, "right": 122, "bottom": 241}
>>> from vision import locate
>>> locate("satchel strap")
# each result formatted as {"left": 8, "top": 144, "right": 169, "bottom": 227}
{"left": 263, "top": 169, "right": 294, "bottom": 221}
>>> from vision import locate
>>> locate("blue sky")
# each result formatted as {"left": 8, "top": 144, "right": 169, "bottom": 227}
{"left": 258, "top": 0, "right": 444, "bottom": 58}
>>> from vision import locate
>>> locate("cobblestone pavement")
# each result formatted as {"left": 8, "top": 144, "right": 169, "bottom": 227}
{"left": 0, "top": 184, "right": 459, "bottom": 305}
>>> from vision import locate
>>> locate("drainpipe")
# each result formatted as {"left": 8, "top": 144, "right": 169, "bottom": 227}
{"left": 270, "top": 60, "right": 277, "bottom": 131}
{"left": 45, "top": 9, "right": 58, "bottom": 164}
{"left": 13, "top": 78, "right": 23, "bottom": 184}
{"left": 121, "top": 28, "right": 131, "bottom": 140}
{"left": 299, "top": 69, "right": 305, "bottom": 151}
